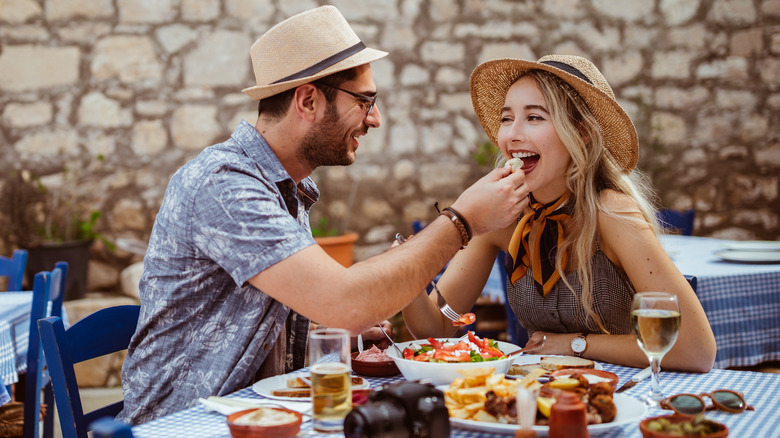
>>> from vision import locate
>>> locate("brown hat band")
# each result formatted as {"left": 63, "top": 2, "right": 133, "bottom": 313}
{"left": 271, "top": 41, "right": 366, "bottom": 85}
{"left": 540, "top": 60, "right": 593, "bottom": 85}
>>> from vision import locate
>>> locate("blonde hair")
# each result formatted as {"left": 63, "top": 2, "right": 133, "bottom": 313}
{"left": 505, "top": 69, "right": 660, "bottom": 333}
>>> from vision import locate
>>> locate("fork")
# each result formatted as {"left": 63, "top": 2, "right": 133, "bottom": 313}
{"left": 378, "top": 323, "right": 403, "bottom": 356}
{"left": 395, "top": 233, "right": 462, "bottom": 323}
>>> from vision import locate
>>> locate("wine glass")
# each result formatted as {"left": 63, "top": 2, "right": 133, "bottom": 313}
{"left": 631, "top": 292, "right": 681, "bottom": 405}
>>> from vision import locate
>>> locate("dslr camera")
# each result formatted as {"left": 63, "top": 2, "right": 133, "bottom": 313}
{"left": 344, "top": 381, "right": 450, "bottom": 438}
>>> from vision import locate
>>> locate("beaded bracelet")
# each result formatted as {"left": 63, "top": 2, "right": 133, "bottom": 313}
{"left": 439, "top": 207, "right": 472, "bottom": 249}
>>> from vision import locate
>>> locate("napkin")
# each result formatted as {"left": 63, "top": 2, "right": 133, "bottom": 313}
{"left": 199, "top": 396, "right": 311, "bottom": 416}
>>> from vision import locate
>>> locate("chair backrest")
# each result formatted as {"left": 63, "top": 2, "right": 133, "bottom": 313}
{"left": 0, "top": 249, "right": 28, "bottom": 291}
{"left": 38, "top": 305, "right": 141, "bottom": 438}
{"left": 657, "top": 208, "right": 695, "bottom": 236}
{"left": 685, "top": 274, "right": 697, "bottom": 293}
{"left": 90, "top": 417, "right": 134, "bottom": 438}
{"left": 23, "top": 266, "right": 64, "bottom": 438}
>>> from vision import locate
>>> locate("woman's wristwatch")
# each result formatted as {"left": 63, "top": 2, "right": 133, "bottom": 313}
{"left": 571, "top": 333, "right": 588, "bottom": 357}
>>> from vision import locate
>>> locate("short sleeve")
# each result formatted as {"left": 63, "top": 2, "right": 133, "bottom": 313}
{"left": 191, "top": 169, "right": 316, "bottom": 286}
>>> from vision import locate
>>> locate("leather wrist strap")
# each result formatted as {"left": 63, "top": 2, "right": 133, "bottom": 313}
{"left": 440, "top": 208, "right": 470, "bottom": 249}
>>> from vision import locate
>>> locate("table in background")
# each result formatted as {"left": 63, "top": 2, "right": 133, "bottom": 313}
{"left": 660, "top": 235, "right": 780, "bottom": 369}
{"left": 0, "top": 291, "right": 67, "bottom": 405}
{"left": 132, "top": 361, "right": 780, "bottom": 438}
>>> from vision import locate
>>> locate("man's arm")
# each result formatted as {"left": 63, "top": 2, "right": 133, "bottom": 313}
{"left": 249, "top": 167, "right": 529, "bottom": 333}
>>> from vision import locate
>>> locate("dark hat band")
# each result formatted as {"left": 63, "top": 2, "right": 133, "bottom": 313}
{"left": 271, "top": 41, "right": 366, "bottom": 84}
{"left": 541, "top": 60, "right": 593, "bottom": 85}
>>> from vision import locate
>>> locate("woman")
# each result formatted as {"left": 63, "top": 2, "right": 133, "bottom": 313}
{"left": 402, "top": 55, "right": 716, "bottom": 372}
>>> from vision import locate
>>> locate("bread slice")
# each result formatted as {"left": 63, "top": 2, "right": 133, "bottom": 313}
{"left": 540, "top": 356, "right": 595, "bottom": 371}
{"left": 286, "top": 377, "right": 310, "bottom": 388}
{"left": 271, "top": 389, "right": 311, "bottom": 398}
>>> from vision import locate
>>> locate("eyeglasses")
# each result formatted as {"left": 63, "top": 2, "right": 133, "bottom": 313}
{"left": 317, "top": 83, "right": 377, "bottom": 116}
{"left": 660, "top": 390, "right": 754, "bottom": 416}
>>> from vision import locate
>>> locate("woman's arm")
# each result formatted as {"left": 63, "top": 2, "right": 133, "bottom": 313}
{"left": 597, "top": 190, "right": 716, "bottom": 372}
{"left": 401, "top": 227, "right": 510, "bottom": 339}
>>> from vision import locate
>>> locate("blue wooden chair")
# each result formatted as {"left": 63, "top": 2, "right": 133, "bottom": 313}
{"left": 0, "top": 249, "right": 28, "bottom": 291}
{"left": 90, "top": 417, "right": 134, "bottom": 438}
{"left": 21, "top": 263, "right": 65, "bottom": 438}
{"left": 657, "top": 208, "right": 695, "bottom": 236}
{"left": 38, "top": 305, "right": 140, "bottom": 438}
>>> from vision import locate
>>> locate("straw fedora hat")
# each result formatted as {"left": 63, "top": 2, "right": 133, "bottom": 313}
{"left": 242, "top": 6, "right": 388, "bottom": 101}
{"left": 470, "top": 54, "right": 638, "bottom": 172}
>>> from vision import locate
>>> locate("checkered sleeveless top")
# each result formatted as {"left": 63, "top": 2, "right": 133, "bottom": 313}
{"left": 507, "top": 239, "right": 636, "bottom": 336}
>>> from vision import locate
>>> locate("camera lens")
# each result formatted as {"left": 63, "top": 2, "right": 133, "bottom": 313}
{"left": 344, "top": 400, "right": 410, "bottom": 438}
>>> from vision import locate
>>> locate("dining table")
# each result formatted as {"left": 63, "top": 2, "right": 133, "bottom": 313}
{"left": 0, "top": 291, "right": 67, "bottom": 406}
{"left": 132, "top": 358, "right": 780, "bottom": 437}
{"left": 659, "top": 234, "right": 780, "bottom": 369}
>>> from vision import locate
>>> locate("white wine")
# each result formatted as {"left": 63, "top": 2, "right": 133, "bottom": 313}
{"left": 632, "top": 309, "right": 681, "bottom": 358}
{"left": 310, "top": 362, "right": 352, "bottom": 431}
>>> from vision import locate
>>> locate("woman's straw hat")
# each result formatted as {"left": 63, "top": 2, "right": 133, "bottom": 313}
{"left": 242, "top": 6, "right": 388, "bottom": 101}
{"left": 470, "top": 54, "right": 638, "bottom": 172}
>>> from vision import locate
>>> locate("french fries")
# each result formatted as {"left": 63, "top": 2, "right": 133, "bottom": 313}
{"left": 443, "top": 366, "right": 546, "bottom": 423}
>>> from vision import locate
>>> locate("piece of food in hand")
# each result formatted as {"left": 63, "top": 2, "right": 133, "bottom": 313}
{"left": 355, "top": 345, "right": 392, "bottom": 362}
{"left": 453, "top": 312, "right": 476, "bottom": 326}
{"left": 505, "top": 157, "right": 524, "bottom": 173}
{"left": 539, "top": 355, "right": 595, "bottom": 371}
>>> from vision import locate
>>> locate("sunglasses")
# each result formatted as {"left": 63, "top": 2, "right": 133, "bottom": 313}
{"left": 660, "top": 390, "right": 754, "bottom": 416}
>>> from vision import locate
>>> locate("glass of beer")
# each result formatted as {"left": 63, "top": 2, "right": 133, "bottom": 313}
{"left": 308, "top": 328, "right": 352, "bottom": 432}
{"left": 631, "top": 292, "right": 681, "bottom": 406}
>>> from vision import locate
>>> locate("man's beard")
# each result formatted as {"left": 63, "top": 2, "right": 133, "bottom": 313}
{"left": 299, "top": 103, "right": 363, "bottom": 168}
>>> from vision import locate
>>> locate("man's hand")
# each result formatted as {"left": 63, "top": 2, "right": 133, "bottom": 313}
{"left": 450, "top": 167, "right": 529, "bottom": 237}
{"left": 351, "top": 320, "right": 395, "bottom": 351}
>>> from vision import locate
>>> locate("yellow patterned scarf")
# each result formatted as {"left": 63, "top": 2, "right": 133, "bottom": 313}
{"left": 506, "top": 193, "right": 572, "bottom": 296}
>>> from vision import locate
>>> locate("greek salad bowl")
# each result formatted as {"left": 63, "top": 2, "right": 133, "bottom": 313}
{"left": 384, "top": 334, "right": 522, "bottom": 386}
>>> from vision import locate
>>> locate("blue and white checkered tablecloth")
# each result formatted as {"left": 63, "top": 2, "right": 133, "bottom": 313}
{"left": 132, "top": 362, "right": 780, "bottom": 438}
{"left": 0, "top": 291, "right": 67, "bottom": 398}
{"left": 660, "top": 235, "right": 780, "bottom": 369}
{"left": 0, "top": 292, "right": 36, "bottom": 388}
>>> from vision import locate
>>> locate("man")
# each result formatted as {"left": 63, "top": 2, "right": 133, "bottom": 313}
{"left": 118, "top": 6, "right": 528, "bottom": 424}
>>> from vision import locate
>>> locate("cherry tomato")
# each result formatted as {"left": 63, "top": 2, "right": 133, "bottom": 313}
{"left": 452, "top": 312, "right": 476, "bottom": 326}
{"left": 433, "top": 349, "right": 470, "bottom": 362}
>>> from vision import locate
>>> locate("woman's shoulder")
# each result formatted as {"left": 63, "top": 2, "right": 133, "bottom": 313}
{"left": 597, "top": 188, "right": 640, "bottom": 212}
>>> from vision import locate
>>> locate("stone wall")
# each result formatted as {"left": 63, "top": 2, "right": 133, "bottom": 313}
{"left": 1, "top": 0, "right": 779, "bottom": 286}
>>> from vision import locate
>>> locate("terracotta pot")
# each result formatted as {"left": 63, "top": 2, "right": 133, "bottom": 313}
{"left": 314, "top": 232, "right": 358, "bottom": 267}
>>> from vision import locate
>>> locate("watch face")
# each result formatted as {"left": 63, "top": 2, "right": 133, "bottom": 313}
{"left": 572, "top": 337, "right": 586, "bottom": 352}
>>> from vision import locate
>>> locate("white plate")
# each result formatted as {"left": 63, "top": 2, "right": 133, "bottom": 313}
{"left": 722, "top": 241, "right": 780, "bottom": 252}
{"left": 445, "top": 392, "right": 645, "bottom": 436}
{"left": 252, "top": 372, "right": 370, "bottom": 401}
{"left": 715, "top": 249, "right": 780, "bottom": 263}
{"left": 510, "top": 354, "right": 603, "bottom": 370}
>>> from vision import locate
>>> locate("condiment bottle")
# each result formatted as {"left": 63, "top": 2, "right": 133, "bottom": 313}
{"left": 515, "top": 387, "right": 537, "bottom": 438}
{"left": 548, "top": 391, "right": 589, "bottom": 438}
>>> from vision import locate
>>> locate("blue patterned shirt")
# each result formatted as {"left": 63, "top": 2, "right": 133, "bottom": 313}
{"left": 118, "top": 121, "right": 317, "bottom": 424}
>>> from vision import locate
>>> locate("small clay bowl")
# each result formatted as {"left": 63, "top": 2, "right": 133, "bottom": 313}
{"left": 351, "top": 351, "right": 400, "bottom": 377}
{"left": 639, "top": 414, "right": 728, "bottom": 438}
{"left": 550, "top": 368, "right": 620, "bottom": 389}
{"left": 226, "top": 407, "right": 303, "bottom": 438}
{"left": 352, "top": 388, "right": 372, "bottom": 406}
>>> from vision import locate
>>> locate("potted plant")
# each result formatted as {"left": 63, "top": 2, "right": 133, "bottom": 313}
{"left": 310, "top": 216, "right": 359, "bottom": 267}
{"left": 309, "top": 178, "right": 360, "bottom": 267}
{"left": 0, "top": 167, "right": 114, "bottom": 300}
